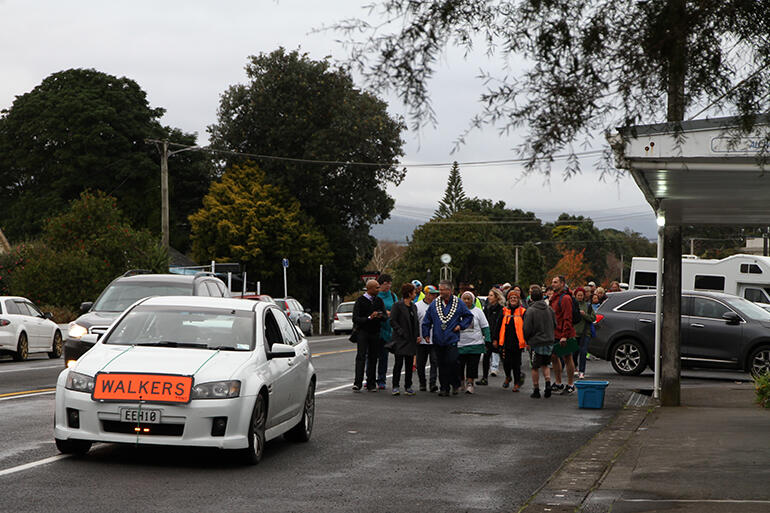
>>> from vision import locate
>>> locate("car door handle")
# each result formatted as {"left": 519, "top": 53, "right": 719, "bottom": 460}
{"left": 638, "top": 319, "right": 653, "bottom": 323}
{"left": 690, "top": 323, "right": 704, "bottom": 328}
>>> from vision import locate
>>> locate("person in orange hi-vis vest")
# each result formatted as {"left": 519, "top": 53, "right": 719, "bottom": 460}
{"left": 492, "top": 290, "right": 527, "bottom": 392}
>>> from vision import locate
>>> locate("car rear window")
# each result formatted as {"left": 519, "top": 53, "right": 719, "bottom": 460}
{"left": 616, "top": 296, "right": 655, "bottom": 313}
{"left": 337, "top": 303, "right": 354, "bottom": 313}
{"left": 4, "top": 300, "right": 20, "bottom": 315}
{"left": 274, "top": 300, "right": 287, "bottom": 309}
{"left": 92, "top": 282, "right": 193, "bottom": 312}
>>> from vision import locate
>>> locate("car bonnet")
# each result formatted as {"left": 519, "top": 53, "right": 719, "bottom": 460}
{"left": 73, "top": 344, "right": 254, "bottom": 382}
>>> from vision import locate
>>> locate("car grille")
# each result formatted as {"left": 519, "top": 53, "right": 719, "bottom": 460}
{"left": 89, "top": 326, "right": 110, "bottom": 335}
{"left": 101, "top": 420, "right": 184, "bottom": 436}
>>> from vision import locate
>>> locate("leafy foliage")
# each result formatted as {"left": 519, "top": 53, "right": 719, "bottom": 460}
{"left": 0, "top": 68, "right": 213, "bottom": 248}
{"left": 547, "top": 249, "right": 593, "bottom": 289}
{"left": 207, "top": 48, "right": 406, "bottom": 293}
{"left": 188, "top": 163, "right": 330, "bottom": 301}
{"left": 434, "top": 162, "right": 468, "bottom": 218}
{"left": 755, "top": 371, "right": 770, "bottom": 409}
{"left": 0, "top": 191, "right": 167, "bottom": 309}
{"left": 333, "top": 1, "right": 770, "bottom": 177}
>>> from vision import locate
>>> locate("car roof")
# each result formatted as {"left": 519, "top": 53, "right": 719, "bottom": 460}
{"left": 0, "top": 296, "right": 28, "bottom": 301}
{"left": 138, "top": 295, "right": 266, "bottom": 312}
{"left": 605, "top": 289, "right": 741, "bottom": 301}
{"left": 114, "top": 274, "right": 200, "bottom": 283}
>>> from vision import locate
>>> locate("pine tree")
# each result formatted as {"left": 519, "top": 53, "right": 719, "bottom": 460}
{"left": 434, "top": 162, "right": 467, "bottom": 218}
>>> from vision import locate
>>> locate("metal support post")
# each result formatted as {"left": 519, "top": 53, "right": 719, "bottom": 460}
{"left": 242, "top": 271, "right": 247, "bottom": 297}
{"left": 319, "top": 264, "right": 323, "bottom": 335}
{"left": 227, "top": 272, "right": 232, "bottom": 294}
{"left": 654, "top": 224, "right": 664, "bottom": 400}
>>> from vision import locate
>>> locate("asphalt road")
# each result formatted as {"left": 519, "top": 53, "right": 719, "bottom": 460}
{"left": 0, "top": 336, "right": 751, "bottom": 513}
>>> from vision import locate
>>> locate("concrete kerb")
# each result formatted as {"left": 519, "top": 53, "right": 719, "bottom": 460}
{"left": 518, "top": 403, "right": 653, "bottom": 513}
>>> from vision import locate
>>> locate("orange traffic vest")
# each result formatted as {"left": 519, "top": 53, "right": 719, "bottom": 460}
{"left": 498, "top": 306, "right": 526, "bottom": 349}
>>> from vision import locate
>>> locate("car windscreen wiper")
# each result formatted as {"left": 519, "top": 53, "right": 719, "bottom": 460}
{"left": 134, "top": 341, "right": 209, "bottom": 348}
{"left": 206, "top": 345, "right": 249, "bottom": 351}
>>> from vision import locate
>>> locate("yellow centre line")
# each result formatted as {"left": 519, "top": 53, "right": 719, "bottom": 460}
{"left": 0, "top": 387, "right": 56, "bottom": 398}
{"left": 312, "top": 348, "right": 356, "bottom": 357}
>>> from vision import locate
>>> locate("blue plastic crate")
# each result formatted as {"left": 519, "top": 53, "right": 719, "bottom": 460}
{"left": 575, "top": 380, "right": 609, "bottom": 409}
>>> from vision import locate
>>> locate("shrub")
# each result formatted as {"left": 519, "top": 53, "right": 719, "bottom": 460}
{"left": 755, "top": 371, "right": 770, "bottom": 409}
{"left": 39, "top": 304, "right": 79, "bottom": 324}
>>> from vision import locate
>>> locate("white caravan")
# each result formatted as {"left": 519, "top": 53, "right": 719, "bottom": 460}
{"left": 629, "top": 254, "right": 770, "bottom": 305}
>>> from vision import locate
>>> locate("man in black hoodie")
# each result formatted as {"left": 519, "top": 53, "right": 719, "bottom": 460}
{"left": 522, "top": 285, "right": 556, "bottom": 399}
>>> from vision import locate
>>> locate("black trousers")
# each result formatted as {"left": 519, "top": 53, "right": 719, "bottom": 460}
{"left": 392, "top": 354, "right": 414, "bottom": 388}
{"left": 354, "top": 332, "right": 381, "bottom": 389}
{"left": 458, "top": 353, "right": 481, "bottom": 381}
{"left": 434, "top": 344, "right": 460, "bottom": 392}
{"left": 416, "top": 344, "right": 437, "bottom": 387}
{"left": 502, "top": 346, "right": 523, "bottom": 385}
{"left": 481, "top": 342, "right": 493, "bottom": 379}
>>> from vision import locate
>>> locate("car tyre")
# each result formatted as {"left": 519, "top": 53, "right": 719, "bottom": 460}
{"left": 55, "top": 438, "right": 92, "bottom": 456}
{"left": 12, "top": 332, "right": 28, "bottom": 361}
{"left": 48, "top": 330, "right": 63, "bottom": 359}
{"left": 610, "top": 339, "right": 648, "bottom": 376}
{"left": 748, "top": 345, "right": 770, "bottom": 377}
{"left": 285, "top": 381, "right": 315, "bottom": 443}
{"left": 242, "top": 393, "right": 266, "bottom": 465}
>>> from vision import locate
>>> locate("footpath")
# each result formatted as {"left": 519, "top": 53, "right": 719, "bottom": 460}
{"left": 520, "top": 383, "right": 770, "bottom": 513}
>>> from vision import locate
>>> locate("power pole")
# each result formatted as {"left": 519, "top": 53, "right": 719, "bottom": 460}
{"left": 514, "top": 246, "right": 520, "bottom": 284}
{"left": 689, "top": 238, "right": 694, "bottom": 255}
{"left": 160, "top": 140, "right": 169, "bottom": 250}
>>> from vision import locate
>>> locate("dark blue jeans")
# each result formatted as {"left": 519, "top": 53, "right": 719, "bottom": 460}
{"left": 578, "top": 334, "right": 591, "bottom": 374}
{"left": 377, "top": 341, "right": 389, "bottom": 386}
{"left": 434, "top": 344, "right": 460, "bottom": 392}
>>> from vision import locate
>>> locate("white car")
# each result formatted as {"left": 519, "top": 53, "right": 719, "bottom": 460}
{"left": 332, "top": 301, "right": 355, "bottom": 335}
{"left": 0, "top": 296, "right": 63, "bottom": 360}
{"left": 54, "top": 296, "right": 316, "bottom": 464}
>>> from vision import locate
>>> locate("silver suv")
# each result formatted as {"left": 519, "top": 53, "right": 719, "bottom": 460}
{"left": 63, "top": 270, "right": 229, "bottom": 364}
{"left": 589, "top": 290, "right": 770, "bottom": 376}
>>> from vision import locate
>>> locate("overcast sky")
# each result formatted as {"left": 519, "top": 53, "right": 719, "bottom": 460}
{"left": 0, "top": 0, "right": 655, "bottom": 236}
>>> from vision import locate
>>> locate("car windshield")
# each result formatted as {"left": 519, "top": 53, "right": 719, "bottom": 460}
{"left": 337, "top": 303, "right": 354, "bottom": 313}
{"left": 92, "top": 282, "right": 192, "bottom": 312}
{"left": 721, "top": 296, "right": 770, "bottom": 321}
{"left": 103, "top": 306, "right": 255, "bottom": 350}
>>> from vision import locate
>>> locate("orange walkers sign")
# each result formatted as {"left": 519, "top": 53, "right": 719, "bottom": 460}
{"left": 93, "top": 373, "right": 193, "bottom": 403}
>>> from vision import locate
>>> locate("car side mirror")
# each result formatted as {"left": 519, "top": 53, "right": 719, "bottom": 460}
{"left": 304, "top": 307, "right": 311, "bottom": 314}
{"left": 722, "top": 311, "right": 741, "bottom": 325}
{"left": 81, "top": 333, "right": 100, "bottom": 344}
{"left": 267, "top": 343, "right": 295, "bottom": 359}
{"left": 44, "top": 312, "right": 54, "bottom": 320}
{"left": 80, "top": 302, "right": 93, "bottom": 314}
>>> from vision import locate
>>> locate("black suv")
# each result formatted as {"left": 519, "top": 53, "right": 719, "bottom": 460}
{"left": 64, "top": 270, "right": 229, "bottom": 364}
{"left": 589, "top": 290, "right": 770, "bottom": 376}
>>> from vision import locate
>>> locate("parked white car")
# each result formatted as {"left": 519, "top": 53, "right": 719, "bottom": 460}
{"left": 0, "top": 296, "right": 62, "bottom": 360}
{"left": 54, "top": 296, "right": 316, "bottom": 464}
{"left": 332, "top": 301, "right": 355, "bottom": 334}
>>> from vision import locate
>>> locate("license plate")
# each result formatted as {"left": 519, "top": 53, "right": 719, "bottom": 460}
{"left": 120, "top": 407, "right": 161, "bottom": 424}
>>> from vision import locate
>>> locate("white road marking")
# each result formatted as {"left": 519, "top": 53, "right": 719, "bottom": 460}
{"left": 0, "top": 391, "right": 55, "bottom": 402}
{"left": 0, "top": 455, "right": 69, "bottom": 478}
{"left": 623, "top": 499, "right": 770, "bottom": 504}
{"left": 0, "top": 364, "right": 63, "bottom": 374}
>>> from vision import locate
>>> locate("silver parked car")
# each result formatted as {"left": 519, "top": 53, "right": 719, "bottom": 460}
{"left": 332, "top": 301, "right": 355, "bottom": 334}
{"left": 274, "top": 298, "right": 313, "bottom": 337}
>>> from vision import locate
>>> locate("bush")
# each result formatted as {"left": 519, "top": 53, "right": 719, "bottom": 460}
{"left": 755, "top": 371, "right": 770, "bottom": 409}
{"left": 39, "top": 304, "right": 79, "bottom": 324}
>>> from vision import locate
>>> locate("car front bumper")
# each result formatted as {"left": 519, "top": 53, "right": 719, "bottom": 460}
{"left": 63, "top": 338, "right": 95, "bottom": 364}
{"left": 54, "top": 386, "right": 256, "bottom": 449}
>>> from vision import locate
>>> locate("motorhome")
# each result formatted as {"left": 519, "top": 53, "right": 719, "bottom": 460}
{"left": 629, "top": 254, "right": 770, "bottom": 305}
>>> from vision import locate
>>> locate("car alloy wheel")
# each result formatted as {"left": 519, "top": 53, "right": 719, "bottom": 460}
{"left": 13, "top": 333, "right": 28, "bottom": 361}
{"left": 611, "top": 340, "right": 647, "bottom": 376}
{"left": 243, "top": 394, "right": 266, "bottom": 465}
{"left": 749, "top": 346, "right": 770, "bottom": 377}
{"left": 286, "top": 381, "right": 315, "bottom": 442}
{"left": 49, "top": 330, "right": 63, "bottom": 359}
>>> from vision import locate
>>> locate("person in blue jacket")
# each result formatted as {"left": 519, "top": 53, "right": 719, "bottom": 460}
{"left": 422, "top": 280, "right": 473, "bottom": 396}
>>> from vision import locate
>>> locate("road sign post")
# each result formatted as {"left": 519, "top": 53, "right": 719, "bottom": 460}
{"left": 282, "top": 258, "right": 289, "bottom": 297}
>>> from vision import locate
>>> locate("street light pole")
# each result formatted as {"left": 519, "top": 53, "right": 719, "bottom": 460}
{"left": 160, "top": 140, "right": 169, "bottom": 249}
{"left": 515, "top": 245, "right": 520, "bottom": 284}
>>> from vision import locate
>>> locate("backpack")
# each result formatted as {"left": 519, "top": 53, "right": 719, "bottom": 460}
{"left": 558, "top": 292, "right": 582, "bottom": 325}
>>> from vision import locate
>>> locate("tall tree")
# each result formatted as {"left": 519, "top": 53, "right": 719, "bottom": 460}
{"left": 188, "top": 163, "right": 330, "bottom": 305}
{"left": 334, "top": 1, "right": 770, "bottom": 176}
{"left": 0, "top": 68, "right": 213, "bottom": 246}
{"left": 547, "top": 250, "right": 593, "bottom": 289}
{"left": 434, "top": 162, "right": 467, "bottom": 218}
{"left": 208, "top": 48, "right": 406, "bottom": 294}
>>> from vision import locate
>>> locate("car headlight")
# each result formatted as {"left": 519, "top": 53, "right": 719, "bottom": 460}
{"left": 191, "top": 380, "right": 241, "bottom": 399}
{"left": 68, "top": 323, "right": 88, "bottom": 339}
{"left": 65, "top": 371, "right": 95, "bottom": 393}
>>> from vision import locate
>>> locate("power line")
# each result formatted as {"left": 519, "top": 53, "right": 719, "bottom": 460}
{"left": 145, "top": 139, "right": 605, "bottom": 169}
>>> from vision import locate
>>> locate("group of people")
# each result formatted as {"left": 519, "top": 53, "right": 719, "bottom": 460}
{"left": 351, "top": 273, "right": 611, "bottom": 398}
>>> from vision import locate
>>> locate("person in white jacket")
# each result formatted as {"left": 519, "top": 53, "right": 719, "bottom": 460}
{"left": 458, "top": 292, "right": 490, "bottom": 394}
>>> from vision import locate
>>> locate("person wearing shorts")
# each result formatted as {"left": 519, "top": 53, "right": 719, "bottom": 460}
{"left": 522, "top": 285, "right": 556, "bottom": 399}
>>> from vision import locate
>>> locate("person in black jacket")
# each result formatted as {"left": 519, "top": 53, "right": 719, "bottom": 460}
{"left": 389, "top": 282, "right": 419, "bottom": 395}
{"left": 352, "top": 280, "right": 386, "bottom": 392}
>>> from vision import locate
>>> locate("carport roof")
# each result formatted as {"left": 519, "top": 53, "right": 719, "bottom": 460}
{"left": 610, "top": 115, "right": 770, "bottom": 225}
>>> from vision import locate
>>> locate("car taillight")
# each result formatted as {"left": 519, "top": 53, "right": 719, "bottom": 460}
{"left": 334, "top": 314, "right": 339, "bottom": 320}
{"left": 594, "top": 314, "right": 604, "bottom": 324}
{"left": 0, "top": 319, "right": 9, "bottom": 327}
